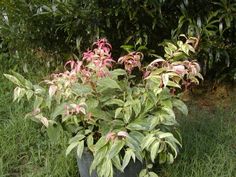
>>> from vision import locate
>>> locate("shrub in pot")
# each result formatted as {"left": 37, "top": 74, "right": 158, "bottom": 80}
{"left": 5, "top": 37, "right": 202, "bottom": 177}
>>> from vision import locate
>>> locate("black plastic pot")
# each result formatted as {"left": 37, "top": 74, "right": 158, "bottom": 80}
{"left": 77, "top": 150, "right": 143, "bottom": 177}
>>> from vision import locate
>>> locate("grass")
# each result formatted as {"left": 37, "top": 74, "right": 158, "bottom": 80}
{"left": 162, "top": 105, "right": 236, "bottom": 177}
{"left": 0, "top": 58, "right": 77, "bottom": 177}
{"left": 0, "top": 58, "right": 235, "bottom": 177}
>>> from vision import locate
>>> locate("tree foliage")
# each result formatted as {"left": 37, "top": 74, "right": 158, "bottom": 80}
{"left": 0, "top": 0, "right": 236, "bottom": 81}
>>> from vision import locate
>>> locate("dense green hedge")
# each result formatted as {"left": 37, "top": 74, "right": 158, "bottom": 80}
{"left": 0, "top": 0, "right": 236, "bottom": 81}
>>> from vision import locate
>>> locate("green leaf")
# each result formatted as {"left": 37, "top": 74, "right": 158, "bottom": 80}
{"left": 11, "top": 71, "right": 27, "bottom": 82}
{"left": 181, "top": 44, "right": 190, "bottom": 55}
{"left": 110, "top": 69, "right": 127, "bottom": 78}
{"left": 72, "top": 83, "right": 92, "bottom": 95}
{"left": 127, "top": 118, "right": 150, "bottom": 131}
{"left": 167, "top": 42, "right": 177, "bottom": 51}
{"left": 166, "top": 153, "right": 174, "bottom": 164}
{"left": 173, "top": 99, "right": 188, "bottom": 116}
{"left": 149, "top": 114, "right": 162, "bottom": 129}
{"left": 34, "top": 114, "right": 49, "bottom": 127}
{"left": 90, "top": 108, "right": 111, "bottom": 121}
{"left": 161, "top": 107, "right": 176, "bottom": 121}
{"left": 165, "top": 140, "right": 179, "bottom": 158}
{"left": 150, "top": 141, "right": 160, "bottom": 162}
{"left": 135, "top": 38, "right": 142, "bottom": 46}
{"left": 177, "top": 41, "right": 183, "bottom": 47}
{"left": 4, "top": 74, "right": 22, "bottom": 86}
{"left": 120, "top": 45, "right": 134, "bottom": 52}
{"left": 104, "top": 99, "right": 124, "bottom": 106}
{"left": 112, "top": 155, "right": 123, "bottom": 172}
{"left": 139, "top": 169, "right": 148, "bottom": 177}
{"left": 125, "top": 135, "right": 140, "bottom": 151}
{"left": 159, "top": 152, "right": 166, "bottom": 164}
{"left": 86, "top": 98, "right": 99, "bottom": 109}
{"left": 111, "top": 120, "right": 125, "bottom": 128}
{"left": 115, "top": 108, "right": 123, "bottom": 118}
{"left": 45, "top": 96, "right": 52, "bottom": 109}
{"left": 34, "top": 96, "right": 43, "bottom": 109}
{"left": 33, "top": 85, "right": 45, "bottom": 95}
{"left": 108, "top": 140, "right": 125, "bottom": 159}
{"left": 133, "top": 99, "right": 141, "bottom": 117}
{"left": 51, "top": 103, "right": 67, "bottom": 119}
{"left": 77, "top": 140, "right": 84, "bottom": 159}
{"left": 90, "top": 146, "right": 109, "bottom": 174}
{"left": 26, "top": 90, "right": 34, "bottom": 100}
{"left": 137, "top": 46, "right": 148, "bottom": 51}
{"left": 66, "top": 141, "right": 79, "bottom": 156}
{"left": 172, "top": 51, "right": 186, "bottom": 60}
{"left": 13, "top": 87, "right": 26, "bottom": 102}
{"left": 141, "top": 134, "right": 155, "bottom": 150}
{"left": 49, "top": 85, "right": 57, "bottom": 98}
{"left": 69, "top": 134, "right": 85, "bottom": 144}
{"left": 6, "top": 71, "right": 31, "bottom": 89}
{"left": 164, "top": 47, "right": 172, "bottom": 56}
{"left": 95, "top": 137, "right": 107, "bottom": 151}
{"left": 122, "top": 148, "right": 134, "bottom": 170}
{"left": 158, "top": 132, "right": 173, "bottom": 139}
{"left": 162, "top": 74, "right": 169, "bottom": 87}
{"left": 25, "top": 81, "right": 33, "bottom": 90}
{"left": 127, "top": 123, "right": 148, "bottom": 131}
{"left": 97, "top": 77, "right": 121, "bottom": 91}
{"left": 148, "top": 171, "right": 159, "bottom": 177}
{"left": 167, "top": 81, "right": 181, "bottom": 88}
{"left": 100, "top": 159, "right": 113, "bottom": 177}
{"left": 157, "top": 142, "right": 165, "bottom": 153}
{"left": 162, "top": 99, "right": 172, "bottom": 109}
{"left": 129, "top": 131, "right": 144, "bottom": 143}
{"left": 188, "top": 44, "right": 195, "bottom": 53}
{"left": 87, "top": 134, "right": 94, "bottom": 150}
{"left": 123, "top": 106, "right": 132, "bottom": 123}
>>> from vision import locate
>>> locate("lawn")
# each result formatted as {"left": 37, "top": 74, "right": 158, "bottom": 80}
{"left": 0, "top": 60, "right": 77, "bottom": 177}
{"left": 162, "top": 104, "right": 236, "bottom": 177}
{"left": 0, "top": 62, "right": 236, "bottom": 177}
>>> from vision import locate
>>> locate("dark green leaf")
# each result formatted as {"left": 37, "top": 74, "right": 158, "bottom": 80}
{"left": 159, "top": 152, "right": 166, "bottom": 164}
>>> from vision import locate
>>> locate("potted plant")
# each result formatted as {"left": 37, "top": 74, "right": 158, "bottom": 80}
{"left": 5, "top": 36, "right": 202, "bottom": 177}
